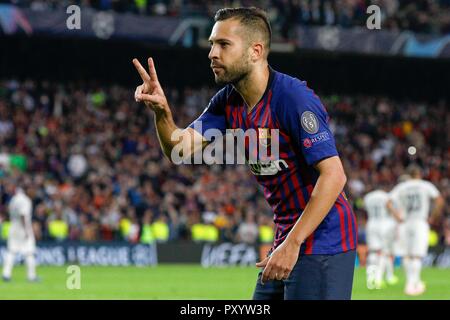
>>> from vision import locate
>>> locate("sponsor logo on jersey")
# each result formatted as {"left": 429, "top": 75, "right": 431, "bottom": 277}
{"left": 248, "top": 159, "right": 289, "bottom": 176}
{"left": 302, "top": 131, "right": 330, "bottom": 148}
{"left": 303, "top": 138, "right": 312, "bottom": 148}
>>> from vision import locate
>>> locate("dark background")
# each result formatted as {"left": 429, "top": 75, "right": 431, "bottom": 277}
{"left": 2, "top": 36, "right": 449, "bottom": 101}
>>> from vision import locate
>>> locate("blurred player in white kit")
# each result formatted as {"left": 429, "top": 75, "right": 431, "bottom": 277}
{"left": 388, "top": 165, "right": 444, "bottom": 296}
{"left": 2, "top": 182, "right": 39, "bottom": 282}
{"left": 363, "top": 185, "right": 398, "bottom": 290}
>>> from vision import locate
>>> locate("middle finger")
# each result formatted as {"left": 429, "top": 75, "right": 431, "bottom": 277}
{"left": 268, "top": 267, "right": 280, "bottom": 282}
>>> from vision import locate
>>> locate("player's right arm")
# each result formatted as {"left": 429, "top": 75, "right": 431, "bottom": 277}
{"left": 430, "top": 195, "right": 444, "bottom": 225}
{"left": 132, "top": 58, "right": 207, "bottom": 161}
{"left": 426, "top": 182, "right": 444, "bottom": 224}
{"left": 387, "top": 189, "right": 404, "bottom": 223}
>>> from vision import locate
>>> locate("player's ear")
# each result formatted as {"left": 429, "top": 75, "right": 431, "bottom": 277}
{"left": 250, "top": 43, "right": 262, "bottom": 62}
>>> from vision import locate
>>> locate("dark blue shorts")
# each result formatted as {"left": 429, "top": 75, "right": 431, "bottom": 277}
{"left": 252, "top": 249, "right": 356, "bottom": 300}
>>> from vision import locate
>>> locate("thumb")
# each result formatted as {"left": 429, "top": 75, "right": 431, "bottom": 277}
{"left": 255, "top": 256, "right": 269, "bottom": 268}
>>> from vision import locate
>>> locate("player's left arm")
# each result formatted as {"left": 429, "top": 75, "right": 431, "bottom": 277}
{"left": 288, "top": 155, "right": 347, "bottom": 246}
{"left": 20, "top": 200, "right": 33, "bottom": 240}
{"left": 257, "top": 82, "right": 347, "bottom": 283}
{"left": 429, "top": 184, "right": 444, "bottom": 224}
{"left": 20, "top": 215, "right": 30, "bottom": 240}
{"left": 386, "top": 198, "right": 404, "bottom": 223}
{"left": 258, "top": 156, "right": 346, "bottom": 283}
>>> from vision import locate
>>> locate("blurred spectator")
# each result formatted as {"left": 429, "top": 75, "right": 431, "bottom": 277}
{"left": 140, "top": 209, "right": 154, "bottom": 244}
{"left": 47, "top": 203, "right": 69, "bottom": 241}
{"left": 152, "top": 214, "right": 170, "bottom": 243}
{"left": 258, "top": 214, "right": 274, "bottom": 244}
{"left": 236, "top": 209, "right": 259, "bottom": 244}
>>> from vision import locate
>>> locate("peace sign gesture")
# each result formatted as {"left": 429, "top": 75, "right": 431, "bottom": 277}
{"left": 133, "top": 57, "right": 170, "bottom": 116}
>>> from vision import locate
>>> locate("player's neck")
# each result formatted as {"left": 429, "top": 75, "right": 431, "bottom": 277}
{"left": 233, "top": 64, "right": 270, "bottom": 113}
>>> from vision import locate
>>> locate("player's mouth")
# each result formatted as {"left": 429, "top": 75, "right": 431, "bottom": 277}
{"left": 211, "top": 64, "right": 225, "bottom": 73}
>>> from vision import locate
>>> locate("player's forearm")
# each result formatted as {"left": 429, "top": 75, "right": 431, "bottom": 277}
{"left": 285, "top": 168, "right": 347, "bottom": 247}
{"left": 153, "top": 110, "right": 180, "bottom": 160}
{"left": 386, "top": 201, "right": 403, "bottom": 222}
{"left": 430, "top": 196, "right": 444, "bottom": 221}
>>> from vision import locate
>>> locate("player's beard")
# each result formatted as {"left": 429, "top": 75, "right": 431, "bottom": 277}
{"left": 214, "top": 53, "right": 252, "bottom": 86}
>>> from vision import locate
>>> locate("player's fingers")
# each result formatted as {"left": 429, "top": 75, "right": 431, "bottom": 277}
{"left": 135, "top": 85, "right": 146, "bottom": 101}
{"left": 281, "top": 268, "right": 291, "bottom": 281}
{"left": 133, "top": 58, "right": 151, "bottom": 82}
{"left": 148, "top": 57, "right": 159, "bottom": 82}
{"left": 275, "top": 272, "right": 283, "bottom": 281}
{"left": 268, "top": 266, "right": 280, "bottom": 281}
{"left": 255, "top": 257, "right": 268, "bottom": 268}
{"left": 260, "top": 264, "right": 272, "bottom": 285}
{"left": 135, "top": 85, "right": 143, "bottom": 101}
{"left": 137, "top": 93, "right": 159, "bottom": 103}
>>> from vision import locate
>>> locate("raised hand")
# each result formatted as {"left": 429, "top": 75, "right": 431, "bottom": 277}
{"left": 133, "top": 57, "right": 170, "bottom": 116}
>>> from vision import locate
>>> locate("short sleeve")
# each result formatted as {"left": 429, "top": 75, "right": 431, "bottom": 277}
{"left": 9, "top": 196, "right": 32, "bottom": 217}
{"left": 362, "top": 194, "right": 369, "bottom": 210}
{"left": 21, "top": 199, "right": 32, "bottom": 217}
{"left": 426, "top": 182, "right": 440, "bottom": 198}
{"left": 388, "top": 189, "right": 396, "bottom": 201}
{"left": 388, "top": 188, "right": 401, "bottom": 207}
{"left": 277, "top": 81, "right": 338, "bottom": 166}
{"left": 187, "top": 87, "right": 228, "bottom": 137}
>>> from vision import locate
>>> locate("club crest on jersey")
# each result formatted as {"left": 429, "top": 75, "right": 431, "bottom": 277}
{"left": 258, "top": 128, "right": 271, "bottom": 147}
{"left": 301, "top": 111, "right": 319, "bottom": 134}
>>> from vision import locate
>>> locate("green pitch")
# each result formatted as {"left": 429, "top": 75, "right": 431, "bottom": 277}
{"left": 1, "top": 265, "right": 449, "bottom": 300}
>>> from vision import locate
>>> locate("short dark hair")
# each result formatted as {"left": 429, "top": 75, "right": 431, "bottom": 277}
{"left": 214, "top": 7, "right": 272, "bottom": 54}
{"left": 406, "top": 164, "right": 422, "bottom": 177}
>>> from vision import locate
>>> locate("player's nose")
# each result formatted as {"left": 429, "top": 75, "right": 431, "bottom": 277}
{"left": 208, "top": 45, "right": 219, "bottom": 60}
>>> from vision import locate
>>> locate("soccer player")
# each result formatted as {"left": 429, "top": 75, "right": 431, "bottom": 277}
{"left": 363, "top": 186, "right": 398, "bottom": 290}
{"left": 2, "top": 182, "right": 39, "bottom": 282}
{"left": 133, "top": 7, "right": 357, "bottom": 299}
{"left": 387, "top": 174, "right": 412, "bottom": 284}
{"left": 388, "top": 165, "right": 444, "bottom": 296}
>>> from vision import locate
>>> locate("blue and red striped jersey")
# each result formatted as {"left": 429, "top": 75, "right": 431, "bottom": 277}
{"left": 188, "top": 67, "right": 357, "bottom": 255}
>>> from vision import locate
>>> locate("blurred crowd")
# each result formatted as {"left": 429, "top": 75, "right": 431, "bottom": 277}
{"left": 0, "top": 79, "right": 448, "bottom": 247}
{"left": 5, "top": 0, "right": 450, "bottom": 36}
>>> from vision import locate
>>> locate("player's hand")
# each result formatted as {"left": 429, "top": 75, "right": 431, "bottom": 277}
{"left": 256, "top": 239, "right": 300, "bottom": 284}
{"left": 132, "top": 57, "right": 170, "bottom": 117}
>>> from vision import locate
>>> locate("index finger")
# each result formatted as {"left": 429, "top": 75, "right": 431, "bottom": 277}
{"left": 261, "top": 264, "right": 272, "bottom": 285}
{"left": 133, "top": 58, "right": 151, "bottom": 82}
{"left": 255, "top": 256, "right": 268, "bottom": 268}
